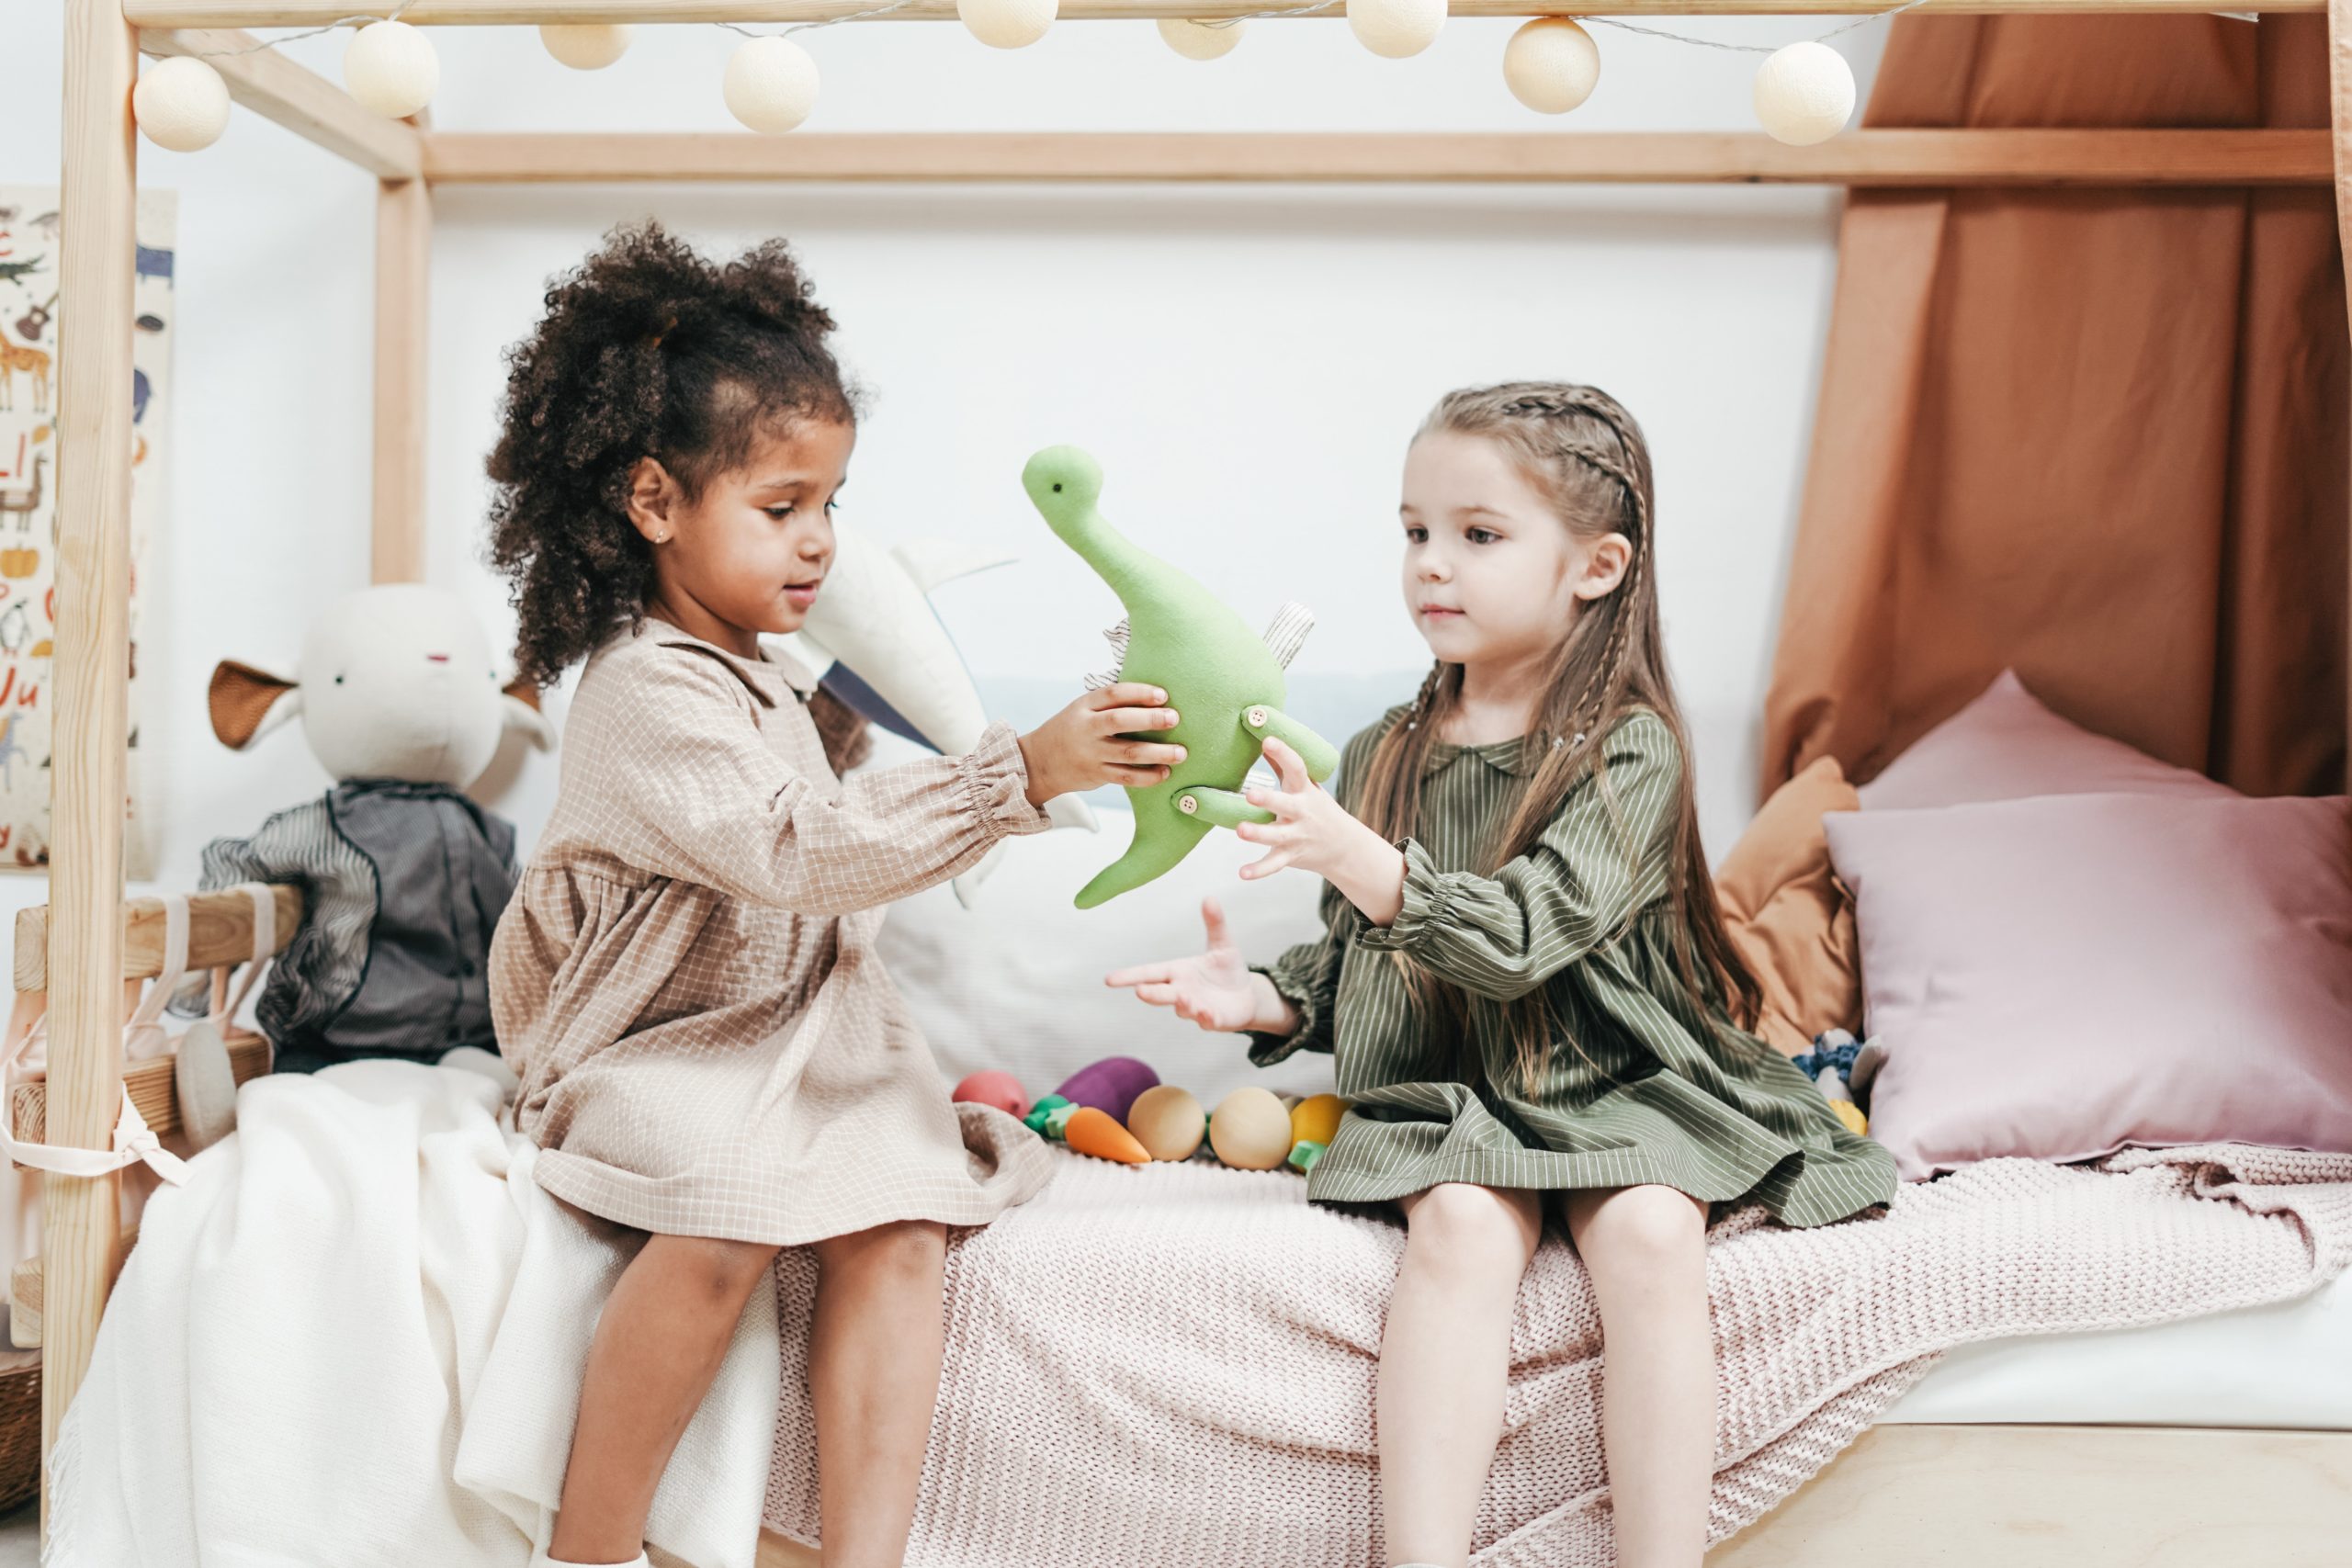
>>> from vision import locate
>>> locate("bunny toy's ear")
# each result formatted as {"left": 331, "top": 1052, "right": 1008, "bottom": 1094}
{"left": 209, "top": 660, "right": 301, "bottom": 751}
{"left": 502, "top": 674, "right": 557, "bottom": 751}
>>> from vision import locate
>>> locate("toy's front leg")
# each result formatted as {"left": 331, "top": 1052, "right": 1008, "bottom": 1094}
{"left": 1171, "top": 786, "right": 1272, "bottom": 829}
{"left": 1240, "top": 705, "right": 1340, "bottom": 784}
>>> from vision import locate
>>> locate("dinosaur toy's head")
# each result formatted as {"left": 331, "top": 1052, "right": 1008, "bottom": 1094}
{"left": 1021, "top": 446, "right": 1103, "bottom": 543}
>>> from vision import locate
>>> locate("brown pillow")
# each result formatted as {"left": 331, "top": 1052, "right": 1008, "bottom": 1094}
{"left": 1713, "top": 757, "right": 1862, "bottom": 1055}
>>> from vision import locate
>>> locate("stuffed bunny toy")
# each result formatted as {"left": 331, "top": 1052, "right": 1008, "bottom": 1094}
{"left": 190, "top": 584, "right": 553, "bottom": 1077}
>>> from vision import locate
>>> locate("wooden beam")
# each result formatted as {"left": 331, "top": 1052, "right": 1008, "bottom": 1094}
{"left": 137, "top": 29, "right": 423, "bottom": 181}
{"left": 113, "top": 0, "right": 2338, "bottom": 25}
{"left": 2334, "top": 0, "right": 2352, "bottom": 792}
{"left": 420, "top": 130, "right": 2334, "bottom": 187}
{"left": 373, "top": 176, "right": 430, "bottom": 583}
{"left": 48, "top": 0, "right": 140, "bottom": 1536}
{"left": 12, "top": 886, "right": 302, "bottom": 994}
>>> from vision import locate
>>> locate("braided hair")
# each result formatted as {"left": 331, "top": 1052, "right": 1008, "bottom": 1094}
{"left": 1352, "top": 382, "right": 1761, "bottom": 1091}
{"left": 484, "top": 220, "right": 861, "bottom": 687}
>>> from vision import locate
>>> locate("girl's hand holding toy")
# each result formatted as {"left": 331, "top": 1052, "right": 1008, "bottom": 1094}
{"left": 1235, "top": 736, "right": 1407, "bottom": 928}
{"left": 1016, "top": 681, "right": 1186, "bottom": 807}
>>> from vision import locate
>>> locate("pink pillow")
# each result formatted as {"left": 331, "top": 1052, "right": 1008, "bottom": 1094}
{"left": 1826, "top": 792, "right": 2352, "bottom": 1181}
{"left": 1860, "top": 670, "right": 2232, "bottom": 808}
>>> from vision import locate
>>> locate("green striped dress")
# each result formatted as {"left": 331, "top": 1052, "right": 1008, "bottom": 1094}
{"left": 1248, "top": 705, "right": 1897, "bottom": 1228}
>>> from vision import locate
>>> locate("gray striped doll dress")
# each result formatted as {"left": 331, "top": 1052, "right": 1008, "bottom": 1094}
{"left": 1247, "top": 705, "right": 1897, "bottom": 1228}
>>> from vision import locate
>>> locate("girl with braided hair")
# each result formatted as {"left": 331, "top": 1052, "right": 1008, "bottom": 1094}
{"left": 1111, "top": 382, "right": 1894, "bottom": 1568}
{"left": 482, "top": 222, "right": 1185, "bottom": 1568}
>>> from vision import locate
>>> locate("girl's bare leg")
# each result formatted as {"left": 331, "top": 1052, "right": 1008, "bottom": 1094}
{"left": 550, "top": 1233, "right": 784, "bottom": 1564}
{"left": 1377, "top": 1182, "right": 1545, "bottom": 1568}
{"left": 1562, "top": 1185, "right": 1716, "bottom": 1568}
{"left": 808, "top": 1219, "right": 951, "bottom": 1568}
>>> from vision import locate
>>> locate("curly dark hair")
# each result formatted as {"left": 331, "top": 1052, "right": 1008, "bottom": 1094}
{"left": 484, "top": 220, "right": 859, "bottom": 686}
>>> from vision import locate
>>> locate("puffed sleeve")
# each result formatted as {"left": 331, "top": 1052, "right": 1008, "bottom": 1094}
{"left": 604, "top": 652, "right": 1049, "bottom": 915}
{"left": 1355, "top": 712, "right": 1680, "bottom": 1002}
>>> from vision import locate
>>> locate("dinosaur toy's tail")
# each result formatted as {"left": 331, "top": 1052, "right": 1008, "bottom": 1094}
{"left": 1074, "top": 818, "right": 1211, "bottom": 910}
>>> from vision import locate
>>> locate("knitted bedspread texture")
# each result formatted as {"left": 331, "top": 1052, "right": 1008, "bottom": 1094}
{"left": 763, "top": 1142, "right": 2352, "bottom": 1566}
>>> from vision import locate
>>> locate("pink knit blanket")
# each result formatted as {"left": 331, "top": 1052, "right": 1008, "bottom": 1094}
{"left": 763, "top": 1142, "right": 2352, "bottom": 1565}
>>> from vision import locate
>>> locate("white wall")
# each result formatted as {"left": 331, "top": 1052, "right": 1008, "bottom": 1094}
{"left": 4, "top": 12, "right": 1887, "bottom": 935}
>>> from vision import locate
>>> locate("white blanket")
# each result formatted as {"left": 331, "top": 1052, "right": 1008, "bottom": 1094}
{"left": 44, "top": 1061, "right": 780, "bottom": 1568}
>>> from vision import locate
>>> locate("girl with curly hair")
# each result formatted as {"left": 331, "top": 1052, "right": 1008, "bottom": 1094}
{"left": 482, "top": 222, "right": 1184, "bottom": 1568}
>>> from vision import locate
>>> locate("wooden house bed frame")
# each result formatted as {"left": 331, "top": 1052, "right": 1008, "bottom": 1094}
{"left": 35, "top": 0, "right": 2352, "bottom": 1559}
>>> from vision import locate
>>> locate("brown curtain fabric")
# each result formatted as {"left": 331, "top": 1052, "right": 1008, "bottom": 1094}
{"left": 1761, "top": 16, "right": 2348, "bottom": 799}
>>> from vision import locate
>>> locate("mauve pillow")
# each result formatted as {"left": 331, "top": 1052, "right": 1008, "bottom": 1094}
{"left": 1826, "top": 792, "right": 2352, "bottom": 1181}
{"left": 1860, "top": 670, "right": 2233, "bottom": 809}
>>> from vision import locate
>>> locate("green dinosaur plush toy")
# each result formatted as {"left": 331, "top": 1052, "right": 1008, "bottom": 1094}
{"left": 1023, "top": 446, "right": 1342, "bottom": 908}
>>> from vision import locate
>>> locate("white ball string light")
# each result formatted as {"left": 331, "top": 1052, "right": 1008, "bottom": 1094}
{"left": 960, "top": 0, "right": 1060, "bottom": 50}
{"left": 1346, "top": 0, "right": 1444, "bottom": 60}
{"left": 1502, "top": 17, "right": 1600, "bottom": 116}
{"left": 135, "top": 0, "right": 1943, "bottom": 156}
{"left": 1752, "top": 40, "right": 1857, "bottom": 146}
{"left": 725, "top": 36, "right": 821, "bottom": 133}
{"left": 343, "top": 18, "right": 439, "bottom": 118}
{"left": 132, "top": 56, "right": 232, "bottom": 152}
{"left": 1159, "top": 17, "right": 1247, "bottom": 61}
{"left": 540, "top": 24, "right": 636, "bottom": 71}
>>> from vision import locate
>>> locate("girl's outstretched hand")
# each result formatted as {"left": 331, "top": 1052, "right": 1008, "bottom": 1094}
{"left": 1018, "top": 682, "right": 1185, "bottom": 807}
{"left": 1105, "top": 897, "right": 1297, "bottom": 1036}
{"left": 1237, "top": 737, "right": 1407, "bottom": 925}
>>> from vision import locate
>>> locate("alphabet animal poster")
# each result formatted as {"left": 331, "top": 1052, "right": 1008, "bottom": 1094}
{"left": 0, "top": 186, "right": 168, "bottom": 876}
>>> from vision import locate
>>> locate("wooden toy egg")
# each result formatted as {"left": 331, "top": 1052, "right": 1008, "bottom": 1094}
{"left": 1209, "top": 1087, "right": 1294, "bottom": 1171}
{"left": 1127, "top": 1084, "right": 1205, "bottom": 1161}
{"left": 1064, "top": 1106, "right": 1151, "bottom": 1165}
{"left": 952, "top": 1070, "right": 1030, "bottom": 1119}
{"left": 1055, "top": 1055, "right": 1160, "bottom": 1126}
{"left": 1290, "top": 1092, "right": 1344, "bottom": 1150}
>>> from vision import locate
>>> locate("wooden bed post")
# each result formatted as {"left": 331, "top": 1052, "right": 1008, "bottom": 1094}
{"left": 372, "top": 167, "right": 431, "bottom": 584}
{"left": 2335, "top": 0, "right": 2352, "bottom": 790}
{"left": 44, "top": 0, "right": 141, "bottom": 1537}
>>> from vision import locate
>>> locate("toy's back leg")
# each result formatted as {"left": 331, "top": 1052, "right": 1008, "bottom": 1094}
{"left": 1074, "top": 813, "right": 1212, "bottom": 908}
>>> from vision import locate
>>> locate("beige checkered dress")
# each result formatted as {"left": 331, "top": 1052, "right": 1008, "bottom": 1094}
{"left": 490, "top": 618, "right": 1057, "bottom": 1244}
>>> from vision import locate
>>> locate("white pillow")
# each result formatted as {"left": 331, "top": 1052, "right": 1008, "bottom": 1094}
{"left": 866, "top": 738, "right": 1338, "bottom": 1110}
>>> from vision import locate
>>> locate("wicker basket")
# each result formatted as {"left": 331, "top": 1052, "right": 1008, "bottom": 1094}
{"left": 0, "top": 1350, "right": 37, "bottom": 1515}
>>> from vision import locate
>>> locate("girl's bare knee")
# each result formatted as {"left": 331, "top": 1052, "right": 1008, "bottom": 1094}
{"left": 1401, "top": 1182, "right": 1544, "bottom": 1277}
{"left": 1565, "top": 1184, "right": 1707, "bottom": 1279}
{"left": 657, "top": 1234, "right": 784, "bottom": 1307}
{"left": 813, "top": 1218, "right": 946, "bottom": 1283}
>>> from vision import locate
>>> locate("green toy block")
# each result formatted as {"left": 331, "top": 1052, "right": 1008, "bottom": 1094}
{"left": 1022, "top": 446, "right": 1340, "bottom": 908}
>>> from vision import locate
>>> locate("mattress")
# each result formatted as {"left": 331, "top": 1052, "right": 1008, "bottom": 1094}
{"left": 1879, "top": 1258, "right": 2352, "bottom": 1429}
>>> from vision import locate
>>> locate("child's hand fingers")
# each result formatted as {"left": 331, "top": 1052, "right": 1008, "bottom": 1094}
{"left": 1091, "top": 682, "right": 1169, "bottom": 715}
{"left": 1241, "top": 783, "right": 1302, "bottom": 818}
{"left": 1105, "top": 962, "right": 1175, "bottom": 988}
{"left": 1106, "top": 763, "right": 1171, "bottom": 786}
{"left": 1238, "top": 847, "right": 1295, "bottom": 880}
{"left": 1112, "top": 739, "right": 1186, "bottom": 767}
{"left": 1262, "top": 736, "right": 1313, "bottom": 794}
{"left": 1134, "top": 982, "right": 1182, "bottom": 1007}
{"left": 1200, "top": 897, "right": 1231, "bottom": 951}
{"left": 1096, "top": 705, "right": 1180, "bottom": 734}
{"left": 1234, "top": 818, "right": 1295, "bottom": 846}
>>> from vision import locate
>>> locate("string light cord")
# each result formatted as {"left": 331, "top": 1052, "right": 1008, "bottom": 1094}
{"left": 171, "top": 0, "right": 413, "bottom": 58}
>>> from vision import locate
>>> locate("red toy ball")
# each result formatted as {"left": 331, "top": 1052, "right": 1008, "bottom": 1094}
{"left": 953, "top": 1070, "right": 1031, "bottom": 1119}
